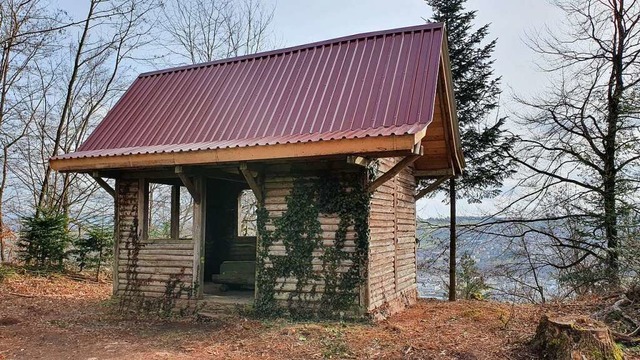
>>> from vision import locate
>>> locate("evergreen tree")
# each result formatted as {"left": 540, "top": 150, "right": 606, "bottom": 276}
{"left": 18, "top": 209, "right": 71, "bottom": 270}
{"left": 426, "top": 0, "right": 515, "bottom": 300}
{"left": 71, "top": 226, "right": 113, "bottom": 280}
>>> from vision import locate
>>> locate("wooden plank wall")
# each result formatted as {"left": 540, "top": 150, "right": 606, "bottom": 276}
{"left": 261, "top": 173, "right": 359, "bottom": 304}
{"left": 114, "top": 178, "right": 195, "bottom": 298}
{"left": 367, "top": 157, "right": 418, "bottom": 316}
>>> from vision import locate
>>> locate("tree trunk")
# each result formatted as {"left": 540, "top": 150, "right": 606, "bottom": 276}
{"left": 449, "top": 178, "right": 456, "bottom": 302}
{"left": 38, "top": 1, "right": 96, "bottom": 212}
{"left": 601, "top": 0, "right": 626, "bottom": 288}
{"left": 532, "top": 315, "right": 623, "bottom": 360}
{"left": 96, "top": 247, "right": 102, "bottom": 282}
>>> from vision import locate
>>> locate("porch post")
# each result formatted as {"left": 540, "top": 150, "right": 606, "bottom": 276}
{"left": 112, "top": 180, "right": 120, "bottom": 296}
{"left": 192, "top": 176, "right": 206, "bottom": 298}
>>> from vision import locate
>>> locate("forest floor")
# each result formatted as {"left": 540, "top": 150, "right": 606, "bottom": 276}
{"left": 0, "top": 269, "right": 637, "bottom": 360}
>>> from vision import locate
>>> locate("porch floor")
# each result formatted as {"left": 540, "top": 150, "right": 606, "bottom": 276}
{"left": 202, "top": 282, "right": 253, "bottom": 305}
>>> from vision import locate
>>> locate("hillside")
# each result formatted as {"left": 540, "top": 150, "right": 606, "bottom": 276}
{"left": 416, "top": 217, "right": 559, "bottom": 301}
{"left": 0, "top": 270, "right": 628, "bottom": 359}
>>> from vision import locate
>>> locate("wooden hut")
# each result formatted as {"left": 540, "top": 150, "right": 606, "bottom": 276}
{"left": 50, "top": 23, "right": 464, "bottom": 319}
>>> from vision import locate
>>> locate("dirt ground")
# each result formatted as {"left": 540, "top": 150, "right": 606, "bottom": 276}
{"left": 0, "top": 271, "right": 630, "bottom": 360}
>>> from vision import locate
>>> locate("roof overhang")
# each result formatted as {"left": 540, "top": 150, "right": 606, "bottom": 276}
{"left": 50, "top": 133, "right": 423, "bottom": 172}
{"left": 413, "top": 28, "right": 464, "bottom": 179}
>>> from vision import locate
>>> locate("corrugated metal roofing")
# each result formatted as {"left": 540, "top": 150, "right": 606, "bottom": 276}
{"left": 55, "top": 23, "right": 445, "bottom": 161}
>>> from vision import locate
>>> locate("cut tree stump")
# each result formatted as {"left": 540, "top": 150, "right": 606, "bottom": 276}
{"left": 532, "top": 315, "right": 624, "bottom": 360}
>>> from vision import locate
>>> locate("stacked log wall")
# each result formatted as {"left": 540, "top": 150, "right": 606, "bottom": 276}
{"left": 367, "top": 157, "right": 418, "bottom": 318}
{"left": 261, "top": 172, "right": 361, "bottom": 307}
{"left": 114, "top": 178, "right": 195, "bottom": 298}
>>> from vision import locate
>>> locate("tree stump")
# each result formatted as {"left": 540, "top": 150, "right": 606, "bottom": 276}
{"left": 532, "top": 315, "right": 624, "bottom": 360}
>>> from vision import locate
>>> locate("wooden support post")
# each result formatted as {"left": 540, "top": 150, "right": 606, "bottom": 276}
{"left": 170, "top": 185, "right": 180, "bottom": 239}
{"left": 239, "top": 163, "right": 263, "bottom": 203}
{"left": 112, "top": 180, "right": 120, "bottom": 296}
{"left": 192, "top": 177, "right": 205, "bottom": 299}
{"left": 91, "top": 172, "right": 115, "bottom": 197}
{"left": 175, "top": 166, "right": 200, "bottom": 203}
{"left": 368, "top": 145, "right": 423, "bottom": 193}
{"left": 414, "top": 176, "right": 451, "bottom": 200}
{"left": 449, "top": 178, "right": 456, "bottom": 302}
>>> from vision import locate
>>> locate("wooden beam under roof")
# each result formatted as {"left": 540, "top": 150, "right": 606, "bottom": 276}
{"left": 91, "top": 172, "right": 115, "bottom": 197}
{"left": 239, "top": 163, "right": 263, "bottom": 203}
{"left": 175, "top": 166, "right": 201, "bottom": 203}
{"left": 414, "top": 176, "right": 451, "bottom": 200}
{"left": 50, "top": 134, "right": 421, "bottom": 172}
{"left": 368, "top": 144, "right": 423, "bottom": 193}
{"left": 346, "top": 156, "right": 370, "bottom": 167}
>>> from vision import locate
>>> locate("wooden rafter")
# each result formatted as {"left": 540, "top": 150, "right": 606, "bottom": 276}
{"left": 91, "top": 172, "right": 115, "bottom": 197}
{"left": 368, "top": 145, "right": 423, "bottom": 193}
{"left": 175, "top": 166, "right": 200, "bottom": 203}
{"left": 414, "top": 176, "right": 450, "bottom": 200}
{"left": 239, "top": 163, "right": 263, "bottom": 203}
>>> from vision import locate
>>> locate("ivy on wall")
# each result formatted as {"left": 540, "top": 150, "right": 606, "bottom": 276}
{"left": 117, "top": 180, "right": 198, "bottom": 318}
{"left": 255, "top": 173, "right": 370, "bottom": 318}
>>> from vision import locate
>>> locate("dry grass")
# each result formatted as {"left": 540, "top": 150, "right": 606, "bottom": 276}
{"left": 0, "top": 270, "right": 634, "bottom": 359}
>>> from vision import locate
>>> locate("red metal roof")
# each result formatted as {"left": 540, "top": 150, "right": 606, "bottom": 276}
{"left": 56, "top": 23, "right": 445, "bottom": 161}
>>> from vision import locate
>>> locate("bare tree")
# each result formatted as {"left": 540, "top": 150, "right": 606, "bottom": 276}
{"left": 238, "top": 189, "right": 256, "bottom": 236}
{"left": 508, "top": 0, "right": 639, "bottom": 287}
{"left": 0, "top": 0, "right": 62, "bottom": 261}
{"left": 161, "top": 0, "right": 275, "bottom": 64}
{"left": 28, "top": 0, "right": 161, "bottom": 220}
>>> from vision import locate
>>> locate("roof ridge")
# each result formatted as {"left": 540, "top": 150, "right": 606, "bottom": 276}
{"left": 139, "top": 22, "right": 444, "bottom": 78}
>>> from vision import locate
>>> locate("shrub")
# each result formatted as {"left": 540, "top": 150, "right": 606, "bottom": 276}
{"left": 70, "top": 226, "right": 113, "bottom": 280}
{"left": 457, "top": 252, "right": 490, "bottom": 300}
{"left": 0, "top": 264, "right": 15, "bottom": 283}
{"left": 18, "top": 208, "right": 71, "bottom": 270}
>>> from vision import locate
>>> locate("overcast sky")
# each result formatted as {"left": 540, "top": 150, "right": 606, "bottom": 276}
{"left": 59, "top": 0, "right": 565, "bottom": 218}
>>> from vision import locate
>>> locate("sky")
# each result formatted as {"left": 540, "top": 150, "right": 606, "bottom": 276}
{"left": 58, "top": 0, "right": 566, "bottom": 218}
{"left": 266, "top": 0, "right": 564, "bottom": 218}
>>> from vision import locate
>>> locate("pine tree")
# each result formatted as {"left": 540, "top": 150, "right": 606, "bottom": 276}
{"left": 71, "top": 226, "right": 113, "bottom": 281}
{"left": 19, "top": 208, "right": 71, "bottom": 270}
{"left": 426, "top": 0, "right": 515, "bottom": 300}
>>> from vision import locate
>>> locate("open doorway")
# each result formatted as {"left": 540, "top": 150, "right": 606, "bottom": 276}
{"left": 203, "top": 179, "right": 257, "bottom": 305}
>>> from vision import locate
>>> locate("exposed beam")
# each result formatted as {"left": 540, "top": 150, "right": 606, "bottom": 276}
{"left": 175, "top": 166, "right": 200, "bottom": 203}
{"left": 414, "top": 176, "right": 450, "bottom": 200}
{"left": 368, "top": 145, "right": 423, "bottom": 193}
{"left": 91, "top": 172, "right": 115, "bottom": 197}
{"left": 414, "top": 169, "right": 455, "bottom": 179}
{"left": 239, "top": 163, "right": 263, "bottom": 203}
{"left": 51, "top": 134, "right": 419, "bottom": 172}
{"left": 346, "top": 155, "right": 369, "bottom": 167}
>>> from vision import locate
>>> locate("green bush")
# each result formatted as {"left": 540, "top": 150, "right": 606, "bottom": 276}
{"left": 18, "top": 208, "right": 71, "bottom": 270}
{"left": 457, "top": 252, "right": 490, "bottom": 300}
{"left": 0, "top": 264, "right": 15, "bottom": 283}
{"left": 70, "top": 226, "right": 113, "bottom": 280}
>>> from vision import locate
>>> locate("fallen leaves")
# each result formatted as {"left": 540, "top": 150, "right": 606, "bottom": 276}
{"left": 1, "top": 271, "right": 636, "bottom": 359}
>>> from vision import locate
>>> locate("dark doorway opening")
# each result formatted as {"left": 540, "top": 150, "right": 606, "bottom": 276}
{"left": 203, "top": 178, "right": 257, "bottom": 305}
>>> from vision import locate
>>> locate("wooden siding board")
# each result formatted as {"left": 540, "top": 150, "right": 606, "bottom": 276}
{"left": 260, "top": 170, "right": 364, "bottom": 311}
{"left": 115, "top": 178, "right": 196, "bottom": 299}
{"left": 367, "top": 157, "right": 417, "bottom": 316}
